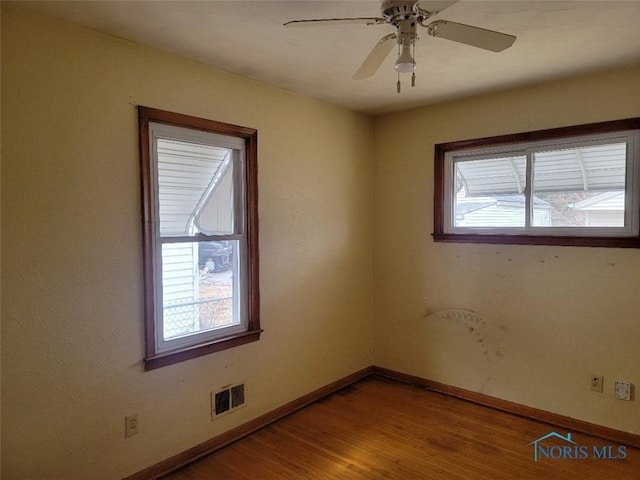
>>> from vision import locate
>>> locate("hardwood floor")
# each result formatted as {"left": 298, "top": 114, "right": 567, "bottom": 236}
{"left": 163, "top": 377, "right": 639, "bottom": 479}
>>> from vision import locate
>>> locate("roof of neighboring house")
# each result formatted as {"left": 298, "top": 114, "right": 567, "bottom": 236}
{"left": 456, "top": 195, "right": 551, "bottom": 216}
{"left": 456, "top": 201, "right": 497, "bottom": 215}
{"left": 572, "top": 191, "right": 624, "bottom": 211}
{"left": 495, "top": 196, "right": 551, "bottom": 208}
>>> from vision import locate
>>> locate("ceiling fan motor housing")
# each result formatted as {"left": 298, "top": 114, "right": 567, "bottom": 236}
{"left": 381, "top": 1, "right": 421, "bottom": 50}
{"left": 381, "top": 1, "right": 422, "bottom": 25}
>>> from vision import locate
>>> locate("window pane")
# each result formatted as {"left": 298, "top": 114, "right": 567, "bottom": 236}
{"left": 157, "top": 138, "right": 235, "bottom": 237}
{"left": 162, "top": 241, "right": 239, "bottom": 341}
{"left": 454, "top": 156, "right": 527, "bottom": 228}
{"left": 532, "top": 143, "right": 626, "bottom": 227}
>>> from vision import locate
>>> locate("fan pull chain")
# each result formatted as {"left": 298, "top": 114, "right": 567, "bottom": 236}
{"left": 397, "top": 42, "right": 401, "bottom": 94}
{"left": 412, "top": 42, "right": 416, "bottom": 87}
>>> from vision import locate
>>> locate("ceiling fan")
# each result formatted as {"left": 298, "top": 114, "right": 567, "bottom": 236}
{"left": 284, "top": 1, "right": 516, "bottom": 92}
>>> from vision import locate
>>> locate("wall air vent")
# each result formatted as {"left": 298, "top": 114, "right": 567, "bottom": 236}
{"left": 212, "top": 381, "right": 246, "bottom": 419}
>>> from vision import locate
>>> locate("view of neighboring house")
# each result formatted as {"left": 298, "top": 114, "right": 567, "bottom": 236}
{"left": 455, "top": 190, "right": 626, "bottom": 229}
{"left": 157, "top": 138, "right": 236, "bottom": 339}
{"left": 573, "top": 191, "right": 625, "bottom": 227}
{"left": 455, "top": 191, "right": 552, "bottom": 227}
{"left": 453, "top": 141, "right": 627, "bottom": 229}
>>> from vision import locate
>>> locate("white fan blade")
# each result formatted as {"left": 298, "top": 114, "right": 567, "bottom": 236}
{"left": 284, "top": 18, "right": 384, "bottom": 27}
{"left": 428, "top": 20, "right": 516, "bottom": 52}
{"left": 353, "top": 33, "right": 397, "bottom": 80}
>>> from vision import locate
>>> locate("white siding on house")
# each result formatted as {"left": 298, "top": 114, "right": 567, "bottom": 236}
{"left": 585, "top": 210, "right": 624, "bottom": 226}
{"left": 456, "top": 201, "right": 552, "bottom": 227}
{"left": 455, "top": 188, "right": 552, "bottom": 228}
{"left": 457, "top": 203, "right": 523, "bottom": 227}
{"left": 574, "top": 191, "right": 625, "bottom": 227}
{"left": 161, "top": 242, "right": 199, "bottom": 339}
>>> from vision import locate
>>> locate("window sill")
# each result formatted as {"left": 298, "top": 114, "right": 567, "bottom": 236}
{"left": 432, "top": 233, "right": 640, "bottom": 248}
{"left": 144, "top": 329, "right": 263, "bottom": 371}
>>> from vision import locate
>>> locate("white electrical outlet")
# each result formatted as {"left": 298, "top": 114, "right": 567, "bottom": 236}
{"left": 125, "top": 414, "right": 139, "bottom": 437}
{"left": 614, "top": 381, "right": 632, "bottom": 401}
{"left": 590, "top": 375, "right": 603, "bottom": 393}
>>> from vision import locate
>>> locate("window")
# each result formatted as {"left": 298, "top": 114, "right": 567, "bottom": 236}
{"left": 433, "top": 118, "right": 640, "bottom": 247}
{"left": 139, "top": 107, "right": 260, "bottom": 370}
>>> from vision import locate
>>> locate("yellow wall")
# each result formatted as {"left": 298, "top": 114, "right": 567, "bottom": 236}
{"left": 1, "top": 6, "right": 373, "bottom": 478}
{"left": 373, "top": 65, "right": 640, "bottom": 433}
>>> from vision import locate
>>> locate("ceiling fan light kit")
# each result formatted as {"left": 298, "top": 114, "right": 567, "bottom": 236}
{"left": 393, "top": 19, "right": 417, "bottom": 74}
{"left": 284, "top": 0, "right": 516, "bottom": 93}
{"left": 394, "top": 44, "right": 415, "bottom": 74}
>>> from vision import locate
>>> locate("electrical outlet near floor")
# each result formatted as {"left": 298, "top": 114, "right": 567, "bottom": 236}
{"left": 590, "top": 375, "right": 604, "bottom": 393}
{"left": 125, "top": 414, "right": 139, "bottom": 437}
{"left": 614, "top": 381, "right": 632, "bottom": 401}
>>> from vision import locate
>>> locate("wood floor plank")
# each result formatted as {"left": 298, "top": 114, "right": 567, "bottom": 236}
{"left": 163, "top": 377, "right": 639, "bottom": 479}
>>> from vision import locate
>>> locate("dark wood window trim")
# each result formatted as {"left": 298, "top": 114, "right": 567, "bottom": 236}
{"left": 139, "top": 106, "right": 261, "bottom": 370}
{"left": 433, "top": 117, "right": 640, "bottom": 248}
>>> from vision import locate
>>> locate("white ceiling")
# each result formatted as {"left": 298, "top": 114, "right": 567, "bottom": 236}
{"left": 17, "top": 0, "right": 640, "bottom": 115}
